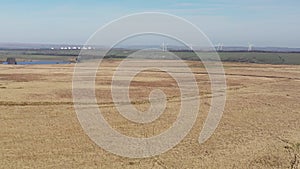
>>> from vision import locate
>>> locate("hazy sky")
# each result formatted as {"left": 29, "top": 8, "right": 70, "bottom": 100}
{"left": 0, "top": 0, "right": 299, "bottom": 47}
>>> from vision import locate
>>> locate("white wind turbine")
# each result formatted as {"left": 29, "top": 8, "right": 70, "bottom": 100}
{"left": 216, "top": 43, "right": 223, "bottom": 51}
{"left": 188, "top": 44, "right": 193, "bottom": 51}
{"left": 248, "top": 43, "right": 254, "bottom": 52}
{"left": 220, "top": 43, "right": 224, "bottom": 51}
{"left": 161, "top": 42, "right": 168, "bottom": 52}
{"left": 216, "top": 43, "right": 220, "bottom": 51}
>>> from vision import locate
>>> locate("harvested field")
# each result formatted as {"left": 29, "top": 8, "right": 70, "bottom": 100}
{"left": 0, "top": 60, "right": 299, "bottom": 168}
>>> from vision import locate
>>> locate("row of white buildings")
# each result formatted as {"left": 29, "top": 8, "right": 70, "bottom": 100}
{"left": 50, "top": 46, "right": 95, "bottom": 50}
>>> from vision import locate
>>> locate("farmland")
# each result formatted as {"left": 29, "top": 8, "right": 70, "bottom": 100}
{"left": 1, "top": 49, "right": 300, "bottom": 65}
{"left": 0, "top": 58, "right": 299, "bottom": 168}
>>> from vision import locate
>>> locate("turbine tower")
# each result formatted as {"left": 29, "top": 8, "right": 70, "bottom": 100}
{"left": 189, "top": 44, "right": 193, "bottom": 51}
{"left": 216, "top": 43, "right": 223, "bottom": 51}
{"left": 161, "top": 42, "right": 168, "bottom": 52}
{"left": 216, "top": 43, "right": 220, "bottom": 51}
{"left": 248, "top": 43, "right": 253, "bottom": 52}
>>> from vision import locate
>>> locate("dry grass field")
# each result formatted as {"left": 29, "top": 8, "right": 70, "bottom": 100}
{"left": 0, "top": 60, "right": 299, "bottom": 169}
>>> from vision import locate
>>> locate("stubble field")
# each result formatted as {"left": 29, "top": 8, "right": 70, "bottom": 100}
{"left": 0, "top": 60, "right": 299, "bottom": 169}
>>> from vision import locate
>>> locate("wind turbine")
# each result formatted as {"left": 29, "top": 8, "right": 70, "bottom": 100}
{"left": 220, "top": 43, "right": 224, "bottom": 51}
{"left": 248, "top": 43, "right": 253, "bottom": 52}
{"left": 216, "top": 43, "right": 220, "bottom": 51}
{"left": 189, "top": 44, "right": 193, "bottom": 51}
{"left": 161, "top": 42, "right": 168, "bottom": 52}
{"left": 216, "top": 43, "right": 223, "bottom": 51}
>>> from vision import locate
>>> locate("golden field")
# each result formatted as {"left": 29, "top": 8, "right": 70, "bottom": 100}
{"left": 0, "top": 60, "right": 299, "bottom": 169}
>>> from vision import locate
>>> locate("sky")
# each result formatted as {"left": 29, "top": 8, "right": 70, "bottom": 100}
{"left": 0, "top": 0, "right": 299, "bottom": 47}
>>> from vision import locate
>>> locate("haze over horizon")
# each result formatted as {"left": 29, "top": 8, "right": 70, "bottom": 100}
{"left": 0, "top": 0, "right": 299, "bottom": 48}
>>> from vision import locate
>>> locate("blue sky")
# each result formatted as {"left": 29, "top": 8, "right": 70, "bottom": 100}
{"left": 0, "top": 0, "right": 299, "bottom": 47}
